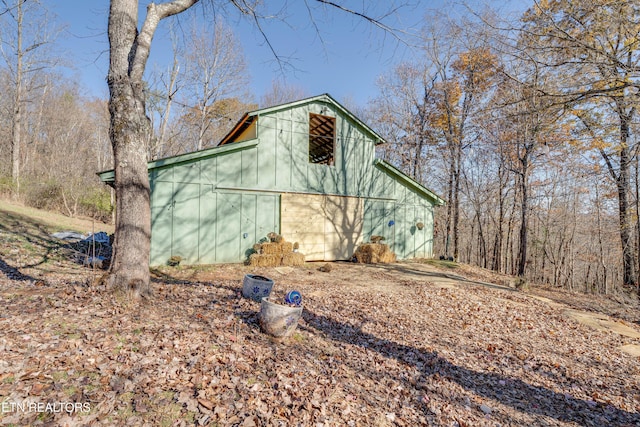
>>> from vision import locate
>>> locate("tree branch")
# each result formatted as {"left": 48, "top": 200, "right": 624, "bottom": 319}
{"left": 131, "top": 0, "right": 199, "bottom": 82}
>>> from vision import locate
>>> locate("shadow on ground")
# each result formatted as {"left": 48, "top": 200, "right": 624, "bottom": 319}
{"left": 301, "top": 307, "right": 639, "bottom": 426}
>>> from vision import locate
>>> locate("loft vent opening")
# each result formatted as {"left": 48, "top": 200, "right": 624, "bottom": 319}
{"left": 309, "top": 113, "right": 335, "bottom": 165}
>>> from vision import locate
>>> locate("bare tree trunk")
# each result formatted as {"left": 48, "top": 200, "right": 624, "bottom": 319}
{"left": 492, "top": 162, "right": 507, "bottom": 273}
{"left": 106, "top": 0, "right": 199, "bottom": 297}
{"left": 516, "top": 167, "right": 528, "bottom": 278}
{"left": 618, "top": 116, "right": 637, "bottom": 289}
{"left": 506, "top": 183, "right": 519, "bottom": 275}
{"left": 445, "top": 151, "right": 454, "bottom": 257}
{"left": 106, "top": 0, "right": 153, "bottom": 297}
{"left": 10, "top": 0, "right": 24, "bottom": 196}
{"left": 595, "top": 182, "right": 608, "bottom": 294}
{"left": 452, "top": 143, "right": 461, "bottom": 260}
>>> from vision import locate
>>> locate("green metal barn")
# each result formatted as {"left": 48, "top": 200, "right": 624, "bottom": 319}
{"left": 99, "top": 94, "right": 444, "bottom": 266}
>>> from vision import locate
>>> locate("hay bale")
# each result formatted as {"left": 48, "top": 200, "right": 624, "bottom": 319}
{"left": 354, "top": 244, "right": 373, "bottom": 263}
{"left": 261, "top": 242, "right": 283, "bottom": 255}
{"left": 370, "top": 235, "right": 385, "bottom": 244}
{"left": 260, "top": 241, "right": 294, "bottom": 255}
{"left": 280, "top": 241, "right": 293, "bottom": 253}
{"left": 267, "top": 232, "right": 284, "bottom": 243}
{"left": 354, "top": 243, "right": 396, "bottom": 264}
{"left": 378, "top": 248, "right": 397, "bottom": 263}
{"left": 282, "top": 252, "right": 305, "bottom": 266}
{"left": 249, "top": 253, "right": 282, "bottom": 267}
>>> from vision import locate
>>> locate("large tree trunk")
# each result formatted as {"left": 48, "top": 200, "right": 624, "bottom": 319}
{"left": 616, "top": 120, "right": 637, "bottom": 289}
{"left": 106, "top": 0, "right": 152, "bottom": 297}
{"left": 107, "top": 77, "right": 152, "bottom": 297}
{"left": 105, "top": 0, "right": 199, "bottom": 298}
{"left": 516, "top": 167, "right": 528, "bottom": 278}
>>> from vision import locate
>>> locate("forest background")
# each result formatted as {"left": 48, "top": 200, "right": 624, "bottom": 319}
{"left": 1, "top": 0, "right": 638, "bottom": 297}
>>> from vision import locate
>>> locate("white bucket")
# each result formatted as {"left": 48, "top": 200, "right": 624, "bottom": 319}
{"left": 242, "top": 274, "right": 274, "bottom": 301}
{"left": 259, "top": 297, "right": 303, "bottom": 338}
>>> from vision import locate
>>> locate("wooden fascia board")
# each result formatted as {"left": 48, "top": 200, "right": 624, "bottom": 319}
{"left": 374, "top": 159, "right": 446, "bottom": 206}
{"left": 217, "top": 113, "right": 252, "bottom": 146}
{"left": 97, "top": 138, "right": 259, "bottom": 184}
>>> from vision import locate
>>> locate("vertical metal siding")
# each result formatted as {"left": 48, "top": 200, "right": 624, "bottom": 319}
{"left": 172, "top": 183, "right": 200, "bottom": 263}
{"left": 149, "top": 100, "right": 437, "bottom": 264}
{"left": 150, "top": 180, "right": 174, "bottom": 265}
{"left": 199, "top": 186, "right": 217, "bottom": 264}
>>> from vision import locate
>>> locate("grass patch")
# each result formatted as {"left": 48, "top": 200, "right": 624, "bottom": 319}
{"left": 52, "top": 370, "right": 69, "bottom": 382}
{"left": 52, "top": 321, "right": 81, "bottom": 339}
{"left": 113, "top": 392, "right": 136, "bottom": 420}
{"left": 63, "top": 385, "right": 80, "bottom": 397}
{"left": 159, "top": 403, "right": 192, "bottom": 427}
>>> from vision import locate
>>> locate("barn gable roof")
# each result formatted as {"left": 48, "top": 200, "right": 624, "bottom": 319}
{"left": 97, "top": 138, "right": 258, "bottom": 184}
{"left": 219, "top": 93, "right": 386, "bottom": 146}
{"left": 98, "top": 94, "right": 444, "bottom": 207}
{"left": 374, "top": 159, "right": 445, "bottom": 206}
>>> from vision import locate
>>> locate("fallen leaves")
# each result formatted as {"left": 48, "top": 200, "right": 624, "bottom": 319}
{"left": 0, "top": 259, "right": 638, "bottom": 426}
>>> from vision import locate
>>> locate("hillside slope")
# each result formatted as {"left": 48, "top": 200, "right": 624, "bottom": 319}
{"left": 0, "top": 200, "right": 639, "bottom": 426}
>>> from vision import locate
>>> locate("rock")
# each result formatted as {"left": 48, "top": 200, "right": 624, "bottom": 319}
{"left": 318, "top": 263, "right": 332, "bottom": 272}
{"left": 479, "top": 404, "right": 492, "bottom": 414}
{"left": 198, "top": 398, "right": 214, "bottom": 410}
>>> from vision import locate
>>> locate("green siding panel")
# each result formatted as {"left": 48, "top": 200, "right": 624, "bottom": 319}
{"left": 200, "top": 157, "right": 217, "bottom": 186}
{"left": 395, "top": 204, "right": 407, "bottom": 259}
{"left": 174, "top": 163, "right": 200, "bottom": 184}
{"left": 291, "top": 113, "right": 308, "bottom": 191}
{"left": 256, "top": 194, "right": 279, "bottom": 238}
{"left": 364, "top": 199, "right": 395, "bottom": 246}
{"left": 172, "top": 183, "right": 200, "bottom": 263}
{"left": 216, "top": 192, "right": 242, "bottom": 263}
{"left": 151, "top": 166, "right": 173, "bottom": 182}
{"left": 276, "top": 118, "right": 293, "bottom": 188}
{"left": 199, "top": 186, "right": 217, "bottom": 264}
{"left": 150, "top": 181, "right": 174, "bottom": 265}
{"left": 257, "top": 116, "right": 277, "bottom": 189}
{"left": 240, "top": 195, "right": 257, "bottom": 260}
{"left": 241, "top": 149, "right": 258, "bottom": 187}
{"left": 217, "top": 152, "right": 243, "bottom": 186}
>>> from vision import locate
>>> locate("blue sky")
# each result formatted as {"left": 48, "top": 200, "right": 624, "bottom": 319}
{"left": 50, "top": 1, "right": 529, "bottom": 106}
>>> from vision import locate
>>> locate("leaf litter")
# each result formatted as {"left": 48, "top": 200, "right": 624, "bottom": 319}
{"left": 0, "top": 258, "right": 639, "bottom": 426}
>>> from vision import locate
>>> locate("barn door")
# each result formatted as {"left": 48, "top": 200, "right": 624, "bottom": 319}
{"left": 281, "top": 193, "right": 363, "bottom": 261}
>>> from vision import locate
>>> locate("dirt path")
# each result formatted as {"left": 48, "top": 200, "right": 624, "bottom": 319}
{"left": 201, "top": 259, "right": 640, "bottom": 358}
{"left": 377, "top": 261, "right": 640, "bottom": 357}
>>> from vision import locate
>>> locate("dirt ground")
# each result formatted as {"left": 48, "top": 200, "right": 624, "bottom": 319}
{"left": 1, "top": 201, "right": 640, "bottom": 426}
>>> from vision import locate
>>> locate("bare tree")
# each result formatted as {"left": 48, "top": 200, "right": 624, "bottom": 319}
{"left": 373, "top": 62, "right": 439, "bottom": 183}
{"left": 146, "top": 23, "right": 181, "bottom": 160}
{"left": 260, "top": 79, "right": 309, "bottom": 109}
{"left": 0, "top": 0, "right": 63, "bottom": 195}
{"left": 179, "top": 19, "right": 250, "bottom": 151}
{"left": 517, "top": 0, "right": 640, "bottom": 290}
